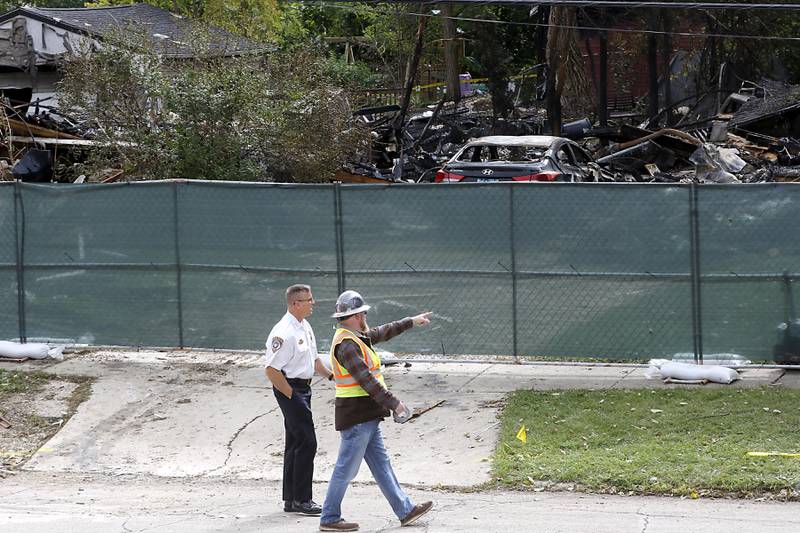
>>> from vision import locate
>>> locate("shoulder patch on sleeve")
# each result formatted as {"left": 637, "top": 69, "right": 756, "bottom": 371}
{"left": 271, "top": 337, "right": 284, "bottom": 353}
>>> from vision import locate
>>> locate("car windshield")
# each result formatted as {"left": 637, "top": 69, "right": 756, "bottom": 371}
{"left": 456, "top": 144, "right": 547, "bottom": 163}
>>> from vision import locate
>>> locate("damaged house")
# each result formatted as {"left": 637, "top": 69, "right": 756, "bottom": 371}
{"left": 0, "top": 4, "right": 261, "bottom": 116}
{"left": 0, "top": 4, "right": 264, "bottom": 181}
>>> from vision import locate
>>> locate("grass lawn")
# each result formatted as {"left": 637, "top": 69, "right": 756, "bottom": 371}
{"left": 495, "top": 388, "right": 800, "bottom": 498}
{"left": 1, "top": 368, "right": 93, "bottom": 476}
{"left": 0, "top": 369, "right": 49, "bottom": 395}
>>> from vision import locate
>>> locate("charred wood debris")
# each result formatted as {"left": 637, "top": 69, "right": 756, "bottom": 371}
{"left": 345, "top": 79, "right": 800, "bottom": 185}
{"left": 3, "top": 79, "right": 800, "bottom": 184}
{"left": 0, "top": 98, "right": 102, "bottom": 183}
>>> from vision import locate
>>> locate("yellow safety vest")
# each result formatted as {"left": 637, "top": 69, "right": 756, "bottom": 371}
{"left": 330, "top": 327, "right": 386, "bottom": 398}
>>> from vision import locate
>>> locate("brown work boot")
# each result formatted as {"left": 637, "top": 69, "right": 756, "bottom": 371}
{"left": 319, "top": 519, "right": 359, "bottom": 531}
{"left": 400, "top": 501, "right": 433, "bottom": 526}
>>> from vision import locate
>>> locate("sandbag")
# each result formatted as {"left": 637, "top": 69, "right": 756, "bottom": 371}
{"left": 659, "top": 361, "right": 740, "bottom": 384}
{"left": 670, "top": 352, "right": 751, "bottom": 367}
{"left": 0, "top": 341, "right": 63, "bottom": 360}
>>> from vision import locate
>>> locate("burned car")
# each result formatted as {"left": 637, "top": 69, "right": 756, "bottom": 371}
{"left": 431, "top": 135, "right": 594, "bottom": 183}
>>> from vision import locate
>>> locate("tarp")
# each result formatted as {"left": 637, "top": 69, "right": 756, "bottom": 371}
{"left": 3, "top": 181, "right": 799, "bottom": 360}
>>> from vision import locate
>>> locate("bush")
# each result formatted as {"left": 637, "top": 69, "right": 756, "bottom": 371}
{"left": 58, "top": 30, "right": 366, "bottom": 182}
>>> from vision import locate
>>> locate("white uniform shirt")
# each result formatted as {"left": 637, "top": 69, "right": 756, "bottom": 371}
{"left": 264, "top": 312, "right": 318, "bottom": 379}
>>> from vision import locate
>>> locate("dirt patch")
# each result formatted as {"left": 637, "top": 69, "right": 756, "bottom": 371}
{"left": 0, "top": 369, "right": 92, "bottom": 478}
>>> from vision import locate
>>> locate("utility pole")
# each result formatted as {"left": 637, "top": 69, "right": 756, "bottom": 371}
{"left": 392, "top": 10, "right": 427, "bottom": 179}
{"left": 647, "top": 27, "right": 659, "bottom": 121}
{"left": 546, "top": 7, "right": 563, "bottom": 136}
{"left": 647, "top": 14, "right": 658, "bottom": 118}
{"left": 598, "top": 28, "right": 609, "bottom": 144}
{"left": 661, "top": 10, "right": 673, "bottom": 126}
{"left": 442, "top": 3, "right": 461, "bottom": 103}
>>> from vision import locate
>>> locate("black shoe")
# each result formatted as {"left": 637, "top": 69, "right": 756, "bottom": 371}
{"left": 283, "top": 501, "right": 295, "bottom": 513}
{"left": 289, "top": 500, "right": 322, "bottom": 516}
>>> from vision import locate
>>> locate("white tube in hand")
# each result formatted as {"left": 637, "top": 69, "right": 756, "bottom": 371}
{"left": 393, "top": 402, "right": 412, "bottom": 424}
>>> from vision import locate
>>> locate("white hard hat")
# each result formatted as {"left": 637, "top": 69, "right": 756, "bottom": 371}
{"left": 332, "top": 290, "right": 371, "bottom": 318}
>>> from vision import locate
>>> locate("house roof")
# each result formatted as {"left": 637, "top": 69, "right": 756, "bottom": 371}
{"left": 0, "top": 4, "right": 267, "bottom": 58}
{"left": 730, "top": 80, "right": 800, "bottom": 128}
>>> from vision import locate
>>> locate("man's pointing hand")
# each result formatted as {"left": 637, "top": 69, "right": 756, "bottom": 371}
{"left": 412, "top": 312, "right": 433, "bottom": 326}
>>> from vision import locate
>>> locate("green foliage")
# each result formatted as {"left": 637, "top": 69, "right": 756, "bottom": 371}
{"left": 0, "top": 369, "right": 48, "bottom": 395}
{"left": 87, "top": 0, "right": 292, "bottom": 43}
{"left": 496, "top": 388, "right": 800, "bottom": 497}
{"left": 322, "top": 56, "right": 381, "bottom": 89}
{"left": 0, "top": 0, "right": 83, "bottom": 13}
{"left": 293, "top": 3, "right": 438, "bottom": 88}
{"left": 57, "top": 29, "right": 365, "bottom": 182}
{"left": 461, "top": 5, "right": 543, "bottom": 75}
{"left": 467, "top": 11, "right": 515, "bottom": 119}
{"left": 729, "top": 15, "right": 800, "bottom": 85}
{"left": 293, "top": 1, "right": 378, "bottom": 37}
{"left": 446, "top": 5, "right": 546, "bottom": 115}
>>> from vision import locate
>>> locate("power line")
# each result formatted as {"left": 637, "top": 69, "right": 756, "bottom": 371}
{"left": 312, "top": 2, "right": 800, "bottom": 43}
{"left": 316, "top": 0, "right": 800, "bottom": 11}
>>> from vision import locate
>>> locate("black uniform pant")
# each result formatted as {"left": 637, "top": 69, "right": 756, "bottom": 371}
{"left": 274, "top": 382, "right": 317, "bottom": 503}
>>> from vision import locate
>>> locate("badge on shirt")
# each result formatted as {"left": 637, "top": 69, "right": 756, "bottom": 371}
{"left": 271, "top": 337, "right": 284, "bottom": 353}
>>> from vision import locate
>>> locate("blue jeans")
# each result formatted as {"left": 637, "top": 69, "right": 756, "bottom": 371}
{"left": 320, "top": 419, "right": 414, "bottom": 525}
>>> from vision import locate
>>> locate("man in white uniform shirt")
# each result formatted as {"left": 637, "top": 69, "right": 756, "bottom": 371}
{"left": 265, "top": 284, "right": 334, "bottom": 516}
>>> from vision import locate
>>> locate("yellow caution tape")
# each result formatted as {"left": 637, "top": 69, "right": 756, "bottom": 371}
{"left": 746, "top": 451, "right": 800, "bottom": 457}
{"left": 413, "top": 77, "right": 489, "bottom": 91}
{"left": 0, "top": 447, "right": 53, "bottom": 457}
{"left": 412, "top": 73, "right": 537, "bottom": 92}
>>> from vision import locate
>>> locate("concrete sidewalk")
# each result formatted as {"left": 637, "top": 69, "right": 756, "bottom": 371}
{"left": 2, "top": 350, "right": 800, "bottom": 532}
{"left": 11, "top": 350, "right": 799, "bottom": 487}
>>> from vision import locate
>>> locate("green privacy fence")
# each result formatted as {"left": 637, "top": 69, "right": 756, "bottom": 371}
{"left": 1, "top": 181, "right": 798, "bottom": 361}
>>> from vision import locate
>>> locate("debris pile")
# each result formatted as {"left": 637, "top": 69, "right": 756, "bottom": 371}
{"left": 0, "top": 100, "right": 95, "bottom": 183}
{"left": 5, "top": 78, "right": 800, "bottom": 184}
{"left": 344, "top": 97, "right": 548, "bottom": 183}
{"left": 346, "top": 79, "right": 800, "bottom": 184}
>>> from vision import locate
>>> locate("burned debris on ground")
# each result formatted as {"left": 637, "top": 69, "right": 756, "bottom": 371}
{"left": 0, "top": 100, "right": 99, "bottom": 183}
{"left": 4, "top": 80, "right": 800, "bottom": 185}
{"left": 346, "top": 79, "right": 800, "bottom": 185}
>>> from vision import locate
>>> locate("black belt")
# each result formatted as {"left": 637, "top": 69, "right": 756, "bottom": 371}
{"left": 286, "top": 377, "right": 312, "bottom": 387}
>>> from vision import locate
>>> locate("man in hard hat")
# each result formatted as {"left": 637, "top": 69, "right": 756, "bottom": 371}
{"left": 319, "top": 290, "right": 434, "bottom": 532}
{"left": 265, "top": 284, "right": 334, "bottom": 516}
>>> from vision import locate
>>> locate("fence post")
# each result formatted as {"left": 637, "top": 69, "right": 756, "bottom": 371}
{"left": 509, "top": 185, "right": 518, "bottom": 359}
{"left": 13, "top": 181, "right": 26, "bottom": 343}
{"left": 172, "top": 181, "right": 184, "bottom": 348}
{"left": 689, "top": 183, "right": 703, "bottom": 363}
{"left": 334, "top": 183, "right": 345, "bottom": 293}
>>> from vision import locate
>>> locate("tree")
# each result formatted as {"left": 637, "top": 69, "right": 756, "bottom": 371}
{"left": 87, "top": 0, "right": 291, "bottom": 43}
{"left": 473, "top": 12, "right": 515, "bottom": 121}
{"left": 295, "top": 2, "right": 434, "bottom": 89}
{"left": 546, "top": 6, "right": 592, "bottom": 132}
{"left": 57, "top": 30, "right": 365, "bottom": 182}
{"left": 441, "top": 3, "right": 461, "bottom": 103}
{"left": 458, "top": 4, "right": 548, "bottom": 119}
{"left": 0, "top": 0, "right": 83, "bottom": 11}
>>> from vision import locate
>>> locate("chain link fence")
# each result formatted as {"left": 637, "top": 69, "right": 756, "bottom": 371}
{"left": 697, "top": 185, "right": 800, "bottom": 361}
{"left": 1, "top": 181, "right": 798, "bottom": 361}
{"left": 0, "top": 184, "right": 19, "bottom": 342}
